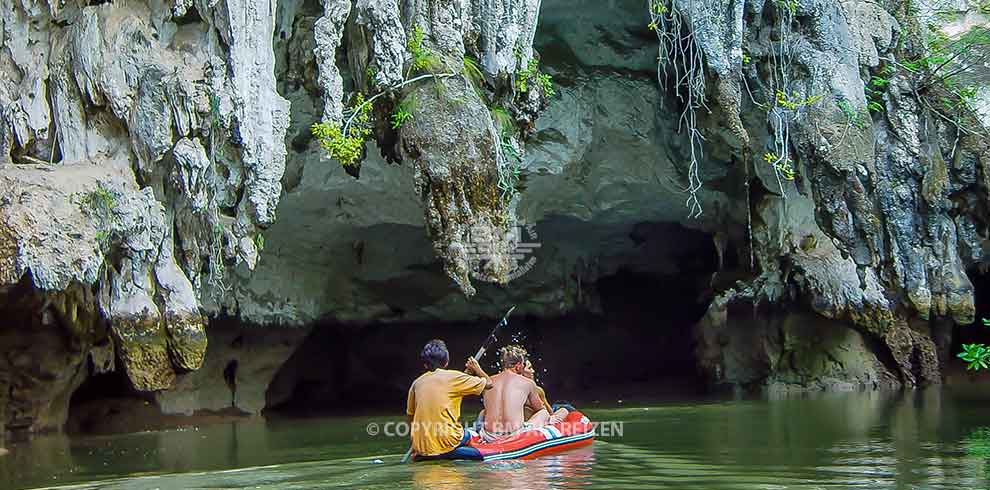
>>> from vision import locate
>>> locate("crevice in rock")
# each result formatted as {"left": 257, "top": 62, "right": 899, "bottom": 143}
{"left": 173, "top": 4, "right": 202, "bottom": 26}
{"left": 222, "top": 359, "right": 238, "bottom": 407}
{"left": 953, "top": 266, "right": 990, "bottom": 358}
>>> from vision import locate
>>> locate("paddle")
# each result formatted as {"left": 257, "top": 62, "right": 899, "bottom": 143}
{"left": 400, "top": 305, "right": 517, "bottom": 464}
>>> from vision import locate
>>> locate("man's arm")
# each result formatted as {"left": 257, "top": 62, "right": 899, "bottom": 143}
{"left": 527, "top": 381, "right": 545, "bottom": 412}
{"left": 465, "top": 356, "right": 494, "bottom": 390}
{"left": 537, "top": 385, "right": 552, "bottom": 413}
{"left": 406, "top": 384, "right": 416, "bottom": 421}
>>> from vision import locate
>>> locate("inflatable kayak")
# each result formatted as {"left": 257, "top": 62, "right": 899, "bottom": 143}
{"left": 416, "top": 410, "right": 594, "bottom": 462}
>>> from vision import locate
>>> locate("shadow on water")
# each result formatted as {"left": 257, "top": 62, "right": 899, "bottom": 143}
{"left": 3, "top": 389, "right": 990, "bottom": 490}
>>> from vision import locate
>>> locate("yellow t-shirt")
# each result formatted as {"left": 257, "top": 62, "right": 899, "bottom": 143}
{"left": 406, "top": 369, "right": 487, "bottom": 456}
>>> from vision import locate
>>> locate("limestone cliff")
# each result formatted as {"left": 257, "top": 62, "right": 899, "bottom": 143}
{"left": 0, "top": 0, "right": 547, "bottom": 433}
{"left": 0, "top": 0, "right": 988, "bottom": 436}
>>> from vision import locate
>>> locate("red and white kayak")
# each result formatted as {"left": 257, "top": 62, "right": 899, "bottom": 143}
{"left": 467, "top": 410, "right": 595, "bottom": 462}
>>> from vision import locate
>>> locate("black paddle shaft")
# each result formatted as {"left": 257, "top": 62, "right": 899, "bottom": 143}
{"left": 473, "top": 306, "right": 516, "bottom": 361}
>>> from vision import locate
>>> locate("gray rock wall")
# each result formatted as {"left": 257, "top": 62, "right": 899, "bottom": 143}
{"left": 0, "top": 0, "right": 988, "bottom": 428}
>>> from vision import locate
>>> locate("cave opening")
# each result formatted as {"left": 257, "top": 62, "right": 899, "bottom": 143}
{"left": 953, "top": 266, "right": 990, "bottom": 367}
{"left": 265, "top": 222, "right": 720, "bottom": 416}
{"left": 65, "top": 367, "right": 150, "bottom": 434}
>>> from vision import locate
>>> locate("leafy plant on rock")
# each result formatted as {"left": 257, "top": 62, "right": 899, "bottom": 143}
{"left": 311, "top": 25, "right": 468, "bottom": 168}
{"left": 763, "top": 151, "right": 796, "bottom": 180}
{"left": 80, "top": 182, "right": 120, "bottom": 246}
{"left": 957, "top": 318, "right": 990, "bottom": 370}
{"left": 310, "top": 92, "right": 373, "bottom": 167}
{"left": 462, "top": 55, "right": 484, "bottom": 92}
{"left": 514, "top": 57, "right": 554, "bottom": 97}
{"left": 837, "top": 99, "right": 868, "bottom": 130}
{"left": 390, "top": 94, "right": 416, "bottom": 129}
{"left": 407, "top": 25, "right": 442, "bottom": 75}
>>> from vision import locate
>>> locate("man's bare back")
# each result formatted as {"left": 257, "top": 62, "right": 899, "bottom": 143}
{"left": 482, "top": 370, "right": 544, "bottom": 435}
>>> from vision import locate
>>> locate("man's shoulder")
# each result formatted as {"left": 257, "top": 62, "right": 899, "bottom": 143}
{"left": 495, "top": 371, "right": 534, "bottom": 386}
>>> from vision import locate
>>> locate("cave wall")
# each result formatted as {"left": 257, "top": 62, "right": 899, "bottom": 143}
{"left": 0, "top": 0, "right": 988, "bottom": 435}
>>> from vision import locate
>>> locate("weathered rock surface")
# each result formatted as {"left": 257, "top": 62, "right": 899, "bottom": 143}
{"left": 0, "top": 0, "right": 290, "bottom": 431}
{"left": 0, "top": 0, "right": 989, "bottom": 432}
{"left": 664, "top": 0, "right": 989, "bottom": 387}
{"left": 155, "top": 322, "right": 310, "bottom": 416}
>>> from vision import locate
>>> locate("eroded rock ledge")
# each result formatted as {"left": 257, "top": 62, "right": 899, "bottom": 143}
{"left": 1, "top": 0, "right": 989, "bottom": 436}
{"left": 0, "top": 0, "right": 291, "bottom": 433}
{"left": 0, "top": 0, "right": 547, "bottom": 434}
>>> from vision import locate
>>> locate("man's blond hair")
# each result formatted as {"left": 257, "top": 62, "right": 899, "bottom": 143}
{"left": 500, "top": 345, "right": 528, "bottom": 369}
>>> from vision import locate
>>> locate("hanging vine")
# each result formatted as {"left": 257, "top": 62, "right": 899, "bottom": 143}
{"left": 648, "top": 0, "right": 708, "bottom": 218}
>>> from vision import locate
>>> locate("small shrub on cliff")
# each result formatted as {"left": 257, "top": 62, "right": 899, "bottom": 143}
{"left": 892, "top": 25, "right": 990, "bottom": 135}
{"left": 763, "top": 152, "right": 796, "bottom": 180}
{"left": 390, "top": 95, "right": 416, "bottom": 129}
{"left": 407, "top": 25, "right": 441, "bottom": 75}
{"left": 310, "top": 93, "right": 373, "bottom": 166}
{"left": 837, "top": 99, "right": 868, "bottom": 130}
{"left": 514, "top": 58, "right": 555, "bottom": 97}
{"left": 462, "top": 55, "right": 484, "bottom": 91}
{"left": 80, "top": 182, "right": 120, "bottom": 245}
{"left": 490, "top": 106, "right": 515, "bottom": 137}
{"left": 774, "top": 90, "right": 822, "bottom": 110}
{"left": 957, "top": 318, "right": 990, "bottom": 370}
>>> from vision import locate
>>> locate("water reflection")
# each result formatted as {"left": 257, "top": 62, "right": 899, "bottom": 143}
{"left": 3, "top": 389, "right": 989, "bottom": 490}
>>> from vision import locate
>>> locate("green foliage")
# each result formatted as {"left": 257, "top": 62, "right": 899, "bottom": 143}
{"left": 254, "top": 233, "right": 265, "bottom": 253}
{"left": 649, "top": 0, "right": 668, "bottom": 15}
{"left": 490, "top": 106, "right": 515, "bottom": 137}
{"left": 742, "top": 53, "right": 751, "bottom": 65}
{"left": 763, "top": 152, "right": 796, "bottom": 180}
{"left": 79, "top": 182, "right": 120, "bottom": 245}
{"left": 965, "top": 427, "right": 990, "bottom": 459}
{"left": 956, "top": 318, "right": 990, "bottom": 370}
{"left": 959, "top": 343, "right": 990, "bottom": 370}
{"left": 869, "top": 75, "right": 890, "bottom": 89}
{"left": 514, "top": 58, "right": 538, "bottom": 92}
{"left": 775, "top": 90, "right": 822, "bottom": 110}
{"left": 497, "top": 142, "right": 524, "bottom": 203}
{"left": 862, "top": 71, "right": 890, "bottom": 114}
{"left": 407, "top": 25, "right": 442, "bottom": 74}
{"left": 390, "top": 95, "right": 416, "bottom": 129}
{"left": 514, "top": 57, "right": 555, "bottom": 97}
{"left": 80, "top": 182, "right": 119, "bottom": 245}
{"left": 837, "top": 99, "right": 868, "bottom": 130}
{"left": 538, "top": 73, "right": 555, "bottom": 97}
{"left": 81, "top": 183, "right": 118, "bottom": 216}
{"left": 774, "top": 0, "right": 798, "bottom": 14}
{"left": 462, "top": 55, "right": 484, "bottom": 90}
{"left": 514, "top": 57, "right": 554, "bottom": 97}
{"left": 310, "top": 94, "right": 372, "bottom": 166}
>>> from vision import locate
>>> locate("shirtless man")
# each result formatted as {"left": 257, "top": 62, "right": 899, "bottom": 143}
{"left": 480, "top": 346, "right": 567, "bottom": 441}
{"left": 521, "top": 359, "right": 552, "bottom": 418}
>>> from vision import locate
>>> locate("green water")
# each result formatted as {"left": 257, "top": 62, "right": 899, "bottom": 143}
{"left": 2, "top": 389, "right": 989, "bottom": 489}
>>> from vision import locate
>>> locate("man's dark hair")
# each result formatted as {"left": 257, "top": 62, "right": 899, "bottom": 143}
{"left": 421, "top": 339, "right": 449, "bottom": 370}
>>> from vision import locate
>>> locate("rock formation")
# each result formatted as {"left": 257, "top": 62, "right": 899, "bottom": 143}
{"left": 0, "top": 0, "right": 988, "bottom": 437}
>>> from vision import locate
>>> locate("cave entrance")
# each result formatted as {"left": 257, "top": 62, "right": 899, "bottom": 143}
{"left": 65, "top": 367, "right": 153, "bottom": 434}
{"left": 953, "top": 266, "right": 990, "bottom": 367}
{"left": 265, "top": 222, "right": 719, "bottom": 415}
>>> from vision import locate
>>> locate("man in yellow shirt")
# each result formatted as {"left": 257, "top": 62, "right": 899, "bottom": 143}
{"left": 406, "top": 339, "right": 492, "bottom": 460}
